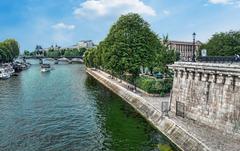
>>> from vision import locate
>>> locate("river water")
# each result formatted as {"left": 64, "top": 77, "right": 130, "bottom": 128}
{"left": 0, "top": 62, "right": 177, "bottom": 151}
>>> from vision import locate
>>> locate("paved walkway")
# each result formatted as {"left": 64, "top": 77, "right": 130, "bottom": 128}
{"left": 92, "top": 69, "right": 240, "bottom": 151}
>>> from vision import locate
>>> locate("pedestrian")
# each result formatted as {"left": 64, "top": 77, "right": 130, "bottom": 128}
{"left": 234, "top": 54, "right": 238, "bottom": 62}
{"left": 237, "top": 54, "right": 240, "bottom": 62}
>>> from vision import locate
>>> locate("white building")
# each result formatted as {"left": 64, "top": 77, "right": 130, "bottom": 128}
{"left": 77, "top": 40, "right": 94, "bottom": 49}
{"left": 42, "top": 40, "right": 95, "bottom": 52}
{"left": 42, "top": 45, "right": 61, "bottom": 52}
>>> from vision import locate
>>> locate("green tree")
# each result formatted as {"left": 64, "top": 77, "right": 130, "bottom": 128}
{"left": 79, "top": 47, "right": 87, "bottom": 56}
{"left": 84, "top": 48, "right": 97, "bottom": 67}
{"left": 24, "top": 50, "right": 30, "bottom": 56}
{"left": 43, "top": 51, "right": 47, "bottom": 57}
{"left": 3, "top": 39, "right": 20, "bottom": 59}
{"left": 30, "top": 51, "right": 36, "bottom": 56}
{"left": 84, "top": 13, "right": 177, "bottom": 89}
{"left": 47, "top": 51, "right": 60, "bottom": 58}
{"left": 60, "top": 49, "right": 66, "bottom": 56}
{"left": 64, "top": 50, "right": 73, "bottom": 57}
{"left": 0, "top": 41, "right": 14, "bottom": 62}
{"left": 0, "top": 47, "right": 8, "bottom": 62}
{"left": 100, "top": 13, "right": 161, "bottom": 83}
{"left": 64, "top": 49, "right": 80, "bottom": 57}
{"left": 201, "top": 30, "right": 240, "bottom": 56}
{"left": 150, "top": 35, "right": 179, "bottom": 75}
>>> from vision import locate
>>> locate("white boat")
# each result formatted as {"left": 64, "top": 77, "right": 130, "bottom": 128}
{"left": 0, "top": 68, "right": 11, "bottom": 80}
{"left": 41, "top": 64, "right": 51, "bottom": 72}
{"left": 2, "top": 63, "right": 15, "bottom": 75}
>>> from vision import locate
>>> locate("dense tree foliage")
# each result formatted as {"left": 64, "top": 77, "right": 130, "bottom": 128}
{"left": 24, "top": 50, "right": 30, "bottom": 56}
{"left": 201, "top": 31, "right": 240, "bottom": 56}
{"left": 27, "top": 47, "right": 87, "bottom": 58}
{"left": 0, "top": 39, "right": 20, "bottom": 62}
{"left": 83, "top": 48, "right": 98, "bottom": 67}
{"left": 151, "top": 35, "right": 178, "bottom": 74}
{"left": 62, "top": 48, "right": 86, "bottom": 58}
{"left": 46, "top": 50, "right": 60, "bottom": 58}
{"left": 79, "top": 48, "right": 87, "bottom": 56}
{"left": 84, "top": 13, "right": 177, "bottom": 86}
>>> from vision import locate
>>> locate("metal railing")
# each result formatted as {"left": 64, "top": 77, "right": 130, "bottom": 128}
{"left": 197, "top": 56, "right": 240, "bottom": 63}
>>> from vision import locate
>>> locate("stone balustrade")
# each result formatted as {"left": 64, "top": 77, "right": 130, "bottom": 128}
{"left": 170, "top": 62, "right": 240, "bottom": 84}
{"left": 169, "top": 62, "right": 240, "bottom": 135}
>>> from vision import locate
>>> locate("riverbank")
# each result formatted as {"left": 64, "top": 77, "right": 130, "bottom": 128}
{"left": 86, "top": 68, "right": 240, "bottom": 151}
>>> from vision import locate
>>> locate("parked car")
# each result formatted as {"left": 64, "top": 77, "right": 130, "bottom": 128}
{"left": 153, "top": 72, "right": 163, "bottom": 79}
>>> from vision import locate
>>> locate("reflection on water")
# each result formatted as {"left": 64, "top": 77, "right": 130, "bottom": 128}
{"left": 0, "top": 63, "right": 178, "bottom": 151}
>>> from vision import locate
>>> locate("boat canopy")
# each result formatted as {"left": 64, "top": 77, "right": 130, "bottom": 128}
{"left": 41, "top": 64, "right": 51, "bottom": 68}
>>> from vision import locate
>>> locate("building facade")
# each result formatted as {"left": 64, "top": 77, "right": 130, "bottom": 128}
{"left": 77, "top": 40, "right": 94, "bottom": 49}
{"left": 169, "top": 40, "right": 202, "bottom": 61}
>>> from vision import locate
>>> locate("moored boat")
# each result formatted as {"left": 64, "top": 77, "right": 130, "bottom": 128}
{"left": 0, "top": 68, "right": 11, "bottom": 80}
{"left": 13, "top": 61, "right": 31, "bottom": 72}
{"left": 2, "top": 63, "right": 15, "bottom": 75}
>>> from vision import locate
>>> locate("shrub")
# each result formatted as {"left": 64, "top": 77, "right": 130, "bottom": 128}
{"left": 135, "top": 76, "right": 173, "bottom": 96}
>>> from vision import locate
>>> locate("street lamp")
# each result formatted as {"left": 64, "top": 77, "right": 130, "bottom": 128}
{"left": 192, "top": 32, "right": 196, "bottom": 62}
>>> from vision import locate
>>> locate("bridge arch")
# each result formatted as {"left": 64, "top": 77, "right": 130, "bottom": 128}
{"left": 57, "top": 57, "right": 72, "bottom": 63}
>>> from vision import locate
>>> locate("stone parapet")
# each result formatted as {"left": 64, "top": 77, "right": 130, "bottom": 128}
{"left": 169, "top": 62, "right": 240, "bottom": 81}
{"left": 168, "top": 62, "right": 240, "bottom": 135}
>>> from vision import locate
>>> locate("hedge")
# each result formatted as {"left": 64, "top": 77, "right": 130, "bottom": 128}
{"left": 135, "top": 76, "right": 173, "bottom": 96}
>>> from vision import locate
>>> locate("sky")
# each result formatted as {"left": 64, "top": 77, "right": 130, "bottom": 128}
{"left": 0, "top": 0, "right": 240, "bottom": 51}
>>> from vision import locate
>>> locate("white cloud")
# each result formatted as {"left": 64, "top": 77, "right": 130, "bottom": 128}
{"left": 74, "top": 0, "right": 156, "bottom": 18}
{"left": 52, "top": 22, "right": 75, "bottom": 30}
{"left": 208, "top": 0, "right": 240, "bottom": 6}
{"left": 208, "top": 0, "right": 231, "bottom": 4}
{"left": 208, "top": 0, "right": 240, "bottom": 8}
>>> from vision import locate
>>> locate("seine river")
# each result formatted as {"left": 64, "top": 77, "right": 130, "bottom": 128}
{"left": 0, "top": 61, "right": 177, "bottom": 151}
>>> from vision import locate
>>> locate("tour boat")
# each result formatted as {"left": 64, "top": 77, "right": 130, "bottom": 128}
{"left": 41, "top": 64, "right": 51, "bottom": 72}
{"left": 0, "top": 68, "right": 11, "bottom": 80}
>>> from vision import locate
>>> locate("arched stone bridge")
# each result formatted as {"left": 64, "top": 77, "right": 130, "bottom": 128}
{"left": 20, "top": 56, "right": 84, "bottom": 64}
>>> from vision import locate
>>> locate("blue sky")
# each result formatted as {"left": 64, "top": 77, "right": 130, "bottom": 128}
{"left": 0, "top": 0, "right": 240, "bottom": 51}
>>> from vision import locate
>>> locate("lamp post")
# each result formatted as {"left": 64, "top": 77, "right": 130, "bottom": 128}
{"left": 192, "top": 32, "right": 196, "bottom": 62}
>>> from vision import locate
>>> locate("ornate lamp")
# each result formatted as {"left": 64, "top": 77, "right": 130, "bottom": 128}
{"left": 192, "top": 32, "right": 196, "bottom": 62}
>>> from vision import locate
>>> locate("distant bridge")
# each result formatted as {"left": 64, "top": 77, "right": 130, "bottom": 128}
{"left": 19, "top": 56, "right": 84, "bottom": 64}
{"left": 21, "top": 56, "right": 83, "bottom": 59}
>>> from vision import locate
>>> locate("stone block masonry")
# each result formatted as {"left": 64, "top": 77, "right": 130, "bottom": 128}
{"left": 86, "top": 68, "right": 210, "bottom": 151}
{"left": 169, "top": 62, "right": 240, "bottom": 135}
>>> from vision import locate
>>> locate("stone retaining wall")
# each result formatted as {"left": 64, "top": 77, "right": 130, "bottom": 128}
{"left": 86, "top": 68, "right": 210, "bottom": 151}
{"left": 169, "top": 62, "right": 240, "bottom": 135}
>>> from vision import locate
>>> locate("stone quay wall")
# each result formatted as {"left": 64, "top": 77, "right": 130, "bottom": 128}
{"left": 169, "top": 62, "right": 240, "bottom": 135}
{"left": 86, "top": 68, "right": 210, "bottom": 151}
